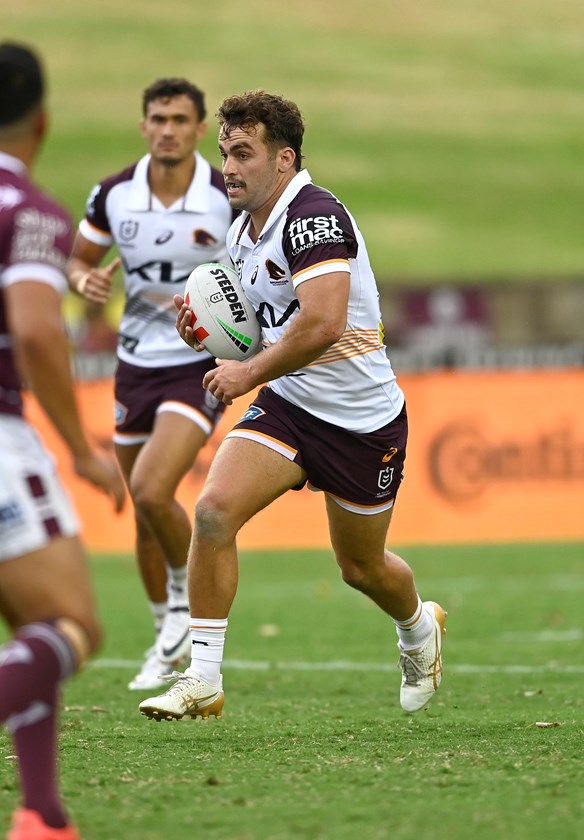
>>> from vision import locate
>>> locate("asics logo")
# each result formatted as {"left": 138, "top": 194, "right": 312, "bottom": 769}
{"left": 155, "top": 229, "right": 173, "bottom": 245}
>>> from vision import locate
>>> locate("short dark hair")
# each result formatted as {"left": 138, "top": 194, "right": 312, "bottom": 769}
{"left": 0, "top": 42, "right": 44, "bottom": 127}
{"left": 142, "top": 78, "right": 206, "bottom": 121}
{"left": 216, "top": 91, "right": 304, "bottom": 171}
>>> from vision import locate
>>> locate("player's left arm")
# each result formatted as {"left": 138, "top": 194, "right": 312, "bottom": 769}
{"left": 202, "top": 269, "right": 350, "bottom": 404}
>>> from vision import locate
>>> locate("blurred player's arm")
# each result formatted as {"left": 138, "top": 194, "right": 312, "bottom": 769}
{"left": 67, "top": 232, "right": 121, "bottom": 305}
{"left": 5, "top": 279, "right": 126, "bottom": 512}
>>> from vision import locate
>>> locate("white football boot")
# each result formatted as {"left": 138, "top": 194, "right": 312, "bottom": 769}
{"left": 139, "top": 669, "right": 224, "bottom": 721}
{"left": 128, "top": 645, "right": 174, "bottom": 691}
{"left": 398, "top": 601, "right": 447, "bottom": 713}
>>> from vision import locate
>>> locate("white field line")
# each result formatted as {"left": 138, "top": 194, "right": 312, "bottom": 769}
{"left": 92, "top": 658, "right": 584, "bottom": 675}
{"left": 501, "top": 629, "right": 583, "bottom": 642}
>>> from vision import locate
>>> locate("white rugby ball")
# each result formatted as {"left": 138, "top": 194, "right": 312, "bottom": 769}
{"left": 183, "top": 262, "right": 262, "bottom": 361}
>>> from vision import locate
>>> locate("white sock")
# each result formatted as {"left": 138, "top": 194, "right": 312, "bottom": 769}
{"left": 393, "top": 597, "right": 433, "bottom": 650}
{"left": 149, "top": 601, "right": 167, "bottom": 636}
{"left": 166, "top": 564, "right": 188, "bottom": 591}
{"left": 187, "top": 617, "right": 228, "bottom": 684}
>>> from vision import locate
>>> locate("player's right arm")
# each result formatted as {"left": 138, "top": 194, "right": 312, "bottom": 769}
{"left": 5, "top": 278, "right": 126, "bottom": 512}
{"left": 67, "top": 232, "right": 121, "bottom": 304}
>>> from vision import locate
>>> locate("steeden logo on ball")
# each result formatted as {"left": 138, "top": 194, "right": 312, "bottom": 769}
{"left": 184, "top": 263, "right": 261, "bottom": 361}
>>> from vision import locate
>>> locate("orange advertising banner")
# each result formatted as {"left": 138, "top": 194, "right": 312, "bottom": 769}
{"left": 23, "top": 369, "right": 584, "bottom": 551}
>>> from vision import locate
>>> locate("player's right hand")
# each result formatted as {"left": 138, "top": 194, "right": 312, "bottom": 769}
{"left": 77, "top": 257, "right": 122, "bottom": 304}
{"left": 72, "top": 448, "right": 126, "bottom": 513}
{"left": 173, "top": 294, "right": 206, "bottom": 352}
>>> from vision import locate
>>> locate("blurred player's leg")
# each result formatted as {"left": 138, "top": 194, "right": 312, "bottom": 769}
{"left": 0, "top": 535, "right": 100, "bottom": 839}
{"left": 116, "top": 412, "right": 206, "bottom": 688}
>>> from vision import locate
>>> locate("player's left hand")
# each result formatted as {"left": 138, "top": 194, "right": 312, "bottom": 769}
{"left": 203, "top": 359, "right": 254, "bottom": 405}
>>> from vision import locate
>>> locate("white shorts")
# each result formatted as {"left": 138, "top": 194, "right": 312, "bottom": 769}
{"left": 0, "top": 415, "right": 80, "bottom": 562}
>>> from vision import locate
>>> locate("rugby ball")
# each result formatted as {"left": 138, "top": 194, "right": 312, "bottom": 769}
{"left": 183, "top": 262, "right": 262, "bottom": 361}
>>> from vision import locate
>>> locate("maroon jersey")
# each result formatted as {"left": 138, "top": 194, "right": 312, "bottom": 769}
{"left": 0, "top": 152, "right": 73, "bottom": 416}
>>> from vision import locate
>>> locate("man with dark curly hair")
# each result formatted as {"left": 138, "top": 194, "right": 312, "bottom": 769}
{"left": 140, "top": 90, "right": 446, "bottom": 723}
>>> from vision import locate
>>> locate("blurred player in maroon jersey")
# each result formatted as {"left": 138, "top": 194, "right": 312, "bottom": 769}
{"left": 0, "top": 42, "right": 125, "bottom": 840}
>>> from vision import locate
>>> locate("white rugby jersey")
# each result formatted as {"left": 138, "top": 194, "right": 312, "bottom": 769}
{"left": 228, "top": 170, "right": 404, "bottom": 432}
{"left": 80, "top": 152, "right": 234, "bottom": 367}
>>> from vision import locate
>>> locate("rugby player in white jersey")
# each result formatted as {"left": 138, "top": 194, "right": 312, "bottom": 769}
{"left": 0, "top": 42, "right": 125, "bottom": 840}
{"left": 67, "top": 79, "right": 237, "bottom": 691}
{"left": 139, "top": 91, "right": 446, "bottom": 722}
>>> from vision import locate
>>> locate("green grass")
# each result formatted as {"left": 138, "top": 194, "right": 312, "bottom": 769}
{"left": 1, "top": 543, "right": 583, "bottom": 839}
{"left": 4, "top": 0, "right": 584, "bottom": 278}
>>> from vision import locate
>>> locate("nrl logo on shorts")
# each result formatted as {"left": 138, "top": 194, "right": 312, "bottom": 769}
{"left": 378, "top": 466, "right": 394, "bottom": 492}
{"left": 119, "top": 220, "right": 139, "bottom": 242}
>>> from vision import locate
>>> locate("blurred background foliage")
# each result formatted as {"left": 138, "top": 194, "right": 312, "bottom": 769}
{"left": 5, "top": 0, "right": 584, "bottom": 360}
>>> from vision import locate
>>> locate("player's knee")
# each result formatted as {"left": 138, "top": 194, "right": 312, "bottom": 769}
{"left": 338, "top": 560, "right": 368, "bottom": 592}
{"left": 194, "top": 492, "right": 238, "bottom": 543}
{"left": 131, "top": 480, "right": 169, "bottom": 520}
{"left": 55, "top": 615, "right": 102, "bottom": 668}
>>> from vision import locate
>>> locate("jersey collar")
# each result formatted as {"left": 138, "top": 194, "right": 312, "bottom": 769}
{"left": 126, "top": 152, "right": 211, "bottom": 212}
{"left": 256, "top": 169, "right": 312, "bottom": 241}
{"left": 0, "top": 151, "right": 29, "bottom": 178}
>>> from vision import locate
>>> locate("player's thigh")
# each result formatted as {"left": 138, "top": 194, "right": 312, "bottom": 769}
{"left": 114, "top": 441, "right": 143, "bottom": 485}
{"left": 201, "top": 437, "right": 306, "bottom": 527}
{"left": 0, "top": 536, "right": 98, "bottom": 632}
{"left": 131, "top": 411, "right": 208, "bottom": 496}
{"left": 325, "top": 494, "right": 394, "bottom": 565}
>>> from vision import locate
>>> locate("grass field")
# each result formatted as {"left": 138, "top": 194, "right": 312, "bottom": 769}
{"left": 5, "top": 0, "right": 584, "bottom": 278}
{"left": 1, "top": 543, "right": 582, "bottom": 839}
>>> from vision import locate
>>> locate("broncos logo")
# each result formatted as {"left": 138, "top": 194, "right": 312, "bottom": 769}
{"left": 192, "top": 229, "right": 218, "bottom": 246}
{"left": 265, "top": 259, "right": 286, "bottom": 280}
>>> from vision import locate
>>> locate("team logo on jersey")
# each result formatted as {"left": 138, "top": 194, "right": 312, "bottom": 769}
{"left": 265, "top": 259, "right": 287, "bottom": 285}
{"left": 119, "top": 220, "right": 139, "bottom": 242}
{"left": 13, "top": 209, "right": 68, "bottom": 266}
{"left": 192, "top": 228, "right": 217, "bottom": 246}
{"left": 377, "top": 466, "right": 394, "bottom": 492}
{"left": 288, "top": 214, "right": 345, "bottom": 255}
{"left": 0, "top": 185, "right": 24, "bottom": 211}
{"left": 155, "top": 229, "right": 174, "bottom": 245}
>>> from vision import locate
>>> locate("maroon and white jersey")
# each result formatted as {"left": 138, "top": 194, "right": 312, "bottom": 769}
{"left": 227, "top": 170, "right": 404, "bottom": 432}
{"left": 79, "top": 152, "right": 235, "bottom": 367}
{"left": 0, "top": 152, "right": 72, "bottom": 418}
